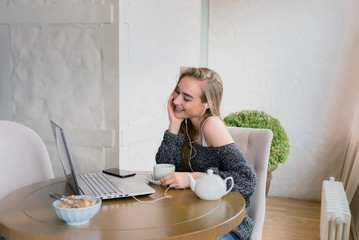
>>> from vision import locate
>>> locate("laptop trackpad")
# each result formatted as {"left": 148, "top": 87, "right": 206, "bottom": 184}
{"left": 107, "top": 175, "right": 154, "bottom": 195}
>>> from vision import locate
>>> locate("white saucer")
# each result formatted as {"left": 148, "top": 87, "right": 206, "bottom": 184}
{"left": 145, "top": 174, "right": 161, "bottom": 185}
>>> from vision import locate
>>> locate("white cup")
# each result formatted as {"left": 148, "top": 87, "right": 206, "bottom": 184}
{"left": 153, "top": 164, "right": 175, "bottom": 180}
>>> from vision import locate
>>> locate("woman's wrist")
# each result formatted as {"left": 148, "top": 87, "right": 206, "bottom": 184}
{"left": 188, "top": 172, "right": 205, "bottom": 179}
{"left": 168, "top": 123, "right": 181, "bottom": 134}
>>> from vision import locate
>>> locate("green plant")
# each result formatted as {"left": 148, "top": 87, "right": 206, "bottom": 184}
{"left": 223, "top": 110, "right": 290, "bottom": 171}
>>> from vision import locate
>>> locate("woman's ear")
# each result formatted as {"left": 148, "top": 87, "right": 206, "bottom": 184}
{"left": 205, "top": 101, "right": 212, "bottom": 109}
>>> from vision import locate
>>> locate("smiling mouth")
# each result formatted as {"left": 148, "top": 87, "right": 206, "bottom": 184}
{"left": 175, "top": 107, "right": 184, "bottom": 112}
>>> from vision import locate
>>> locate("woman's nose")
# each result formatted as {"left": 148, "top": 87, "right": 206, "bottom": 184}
{"left": 172, "top": 93, "right": 181, "bottom": 105}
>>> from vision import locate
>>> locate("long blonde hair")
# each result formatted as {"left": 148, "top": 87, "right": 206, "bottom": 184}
{"left": 175, "top": 67, "right": 223, "bottom": 171}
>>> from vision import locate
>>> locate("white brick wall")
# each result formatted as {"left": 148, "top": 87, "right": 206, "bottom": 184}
{"left": 0, "top": 0, "right": 117, "bottom": 177}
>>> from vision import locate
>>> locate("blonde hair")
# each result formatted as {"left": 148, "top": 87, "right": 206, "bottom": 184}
{"left": 175, "top": 67, "right": 223, "bottom": 171}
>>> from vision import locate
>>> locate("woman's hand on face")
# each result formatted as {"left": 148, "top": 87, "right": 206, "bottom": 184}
{"left": 159, "top": 172, "right": 190, "bottom": 189}
{"left": 167, "top": 94, "right": 183, "bottom": 134}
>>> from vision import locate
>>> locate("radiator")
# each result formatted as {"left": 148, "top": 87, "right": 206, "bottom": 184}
{"left": 320, "top": 177, "right": 351, "bottom": 240}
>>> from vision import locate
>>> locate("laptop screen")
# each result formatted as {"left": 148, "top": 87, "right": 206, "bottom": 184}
{"left": 50, "top": 120, "right": 81, "bottom": 195}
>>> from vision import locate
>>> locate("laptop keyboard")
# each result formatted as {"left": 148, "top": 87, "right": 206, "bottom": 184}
{"left": 80, "top": 173, "right": 124, "bottom": 196}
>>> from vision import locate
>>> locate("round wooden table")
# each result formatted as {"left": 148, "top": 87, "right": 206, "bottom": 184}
{"left": 0, "top": 173, "right": 245, "bottom": 240}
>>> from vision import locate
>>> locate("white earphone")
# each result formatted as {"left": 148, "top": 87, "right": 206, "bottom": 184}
{"left": 202, "top": 103, "right": 208, "bottom": 115}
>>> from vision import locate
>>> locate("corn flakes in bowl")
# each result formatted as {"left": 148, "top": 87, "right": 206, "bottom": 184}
{"left": 52, "top": 195, "right": 101, "bottom": 225}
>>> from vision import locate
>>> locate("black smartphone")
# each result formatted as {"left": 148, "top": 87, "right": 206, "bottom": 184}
{"left": 102, "top": 168, "right": 136, "bottom": 178}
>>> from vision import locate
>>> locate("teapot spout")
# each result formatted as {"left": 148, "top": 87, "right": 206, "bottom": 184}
{"left": 187, "top": 173, "right": 195, "bottom": 191}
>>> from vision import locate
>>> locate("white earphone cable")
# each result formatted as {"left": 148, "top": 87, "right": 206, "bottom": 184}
{"left": 130, "top": 184, "right": 184, "bottom": 204}
{"left": 185, "top": 105, "right": 206, "bottom": 172}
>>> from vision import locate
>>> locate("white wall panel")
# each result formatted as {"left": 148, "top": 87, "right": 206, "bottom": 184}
{"left": 119, "top": 0, "right": 202, "bottom": 171}
{"left": 209, "top": 0, "right": 359, "bottom": 200}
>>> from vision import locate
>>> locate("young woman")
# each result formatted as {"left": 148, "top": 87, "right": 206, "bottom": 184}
{"left": 155, "top": 67, "right": 257, "bottom": 240}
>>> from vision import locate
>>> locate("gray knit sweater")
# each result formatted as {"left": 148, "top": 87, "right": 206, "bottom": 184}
{"left": 155, "top": 130, "right": 257, "bottom": 240}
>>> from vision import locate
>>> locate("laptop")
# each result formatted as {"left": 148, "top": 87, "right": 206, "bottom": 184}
{"left": 50, "top": 120, "right": 155, "bottom": 199}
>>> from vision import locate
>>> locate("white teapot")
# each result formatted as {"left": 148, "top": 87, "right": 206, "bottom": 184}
{"left": 187, "top": 169, "right": 234, "bottom": 200}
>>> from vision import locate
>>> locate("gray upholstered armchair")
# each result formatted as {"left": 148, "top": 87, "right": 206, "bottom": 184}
{"left": 227, "top": 127, "right": 273, "bottom": 240}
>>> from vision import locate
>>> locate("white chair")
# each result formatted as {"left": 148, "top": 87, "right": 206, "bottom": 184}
{"left": 0, "top": 120, "right": 54, "bottom": 199}
{"left": 227, "top": 126, "right": 273, "bottom": 240}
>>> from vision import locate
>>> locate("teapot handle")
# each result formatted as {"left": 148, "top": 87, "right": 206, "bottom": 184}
{"left": 224, "top": 176, "right": 234, "bottom": 195}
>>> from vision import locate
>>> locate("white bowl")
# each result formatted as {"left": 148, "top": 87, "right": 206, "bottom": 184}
{"left": 53, "top": 195, "right": 102, "bottom": 225}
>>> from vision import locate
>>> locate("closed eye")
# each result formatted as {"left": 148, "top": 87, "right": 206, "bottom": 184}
{"left": 183, "top": 93, "right": 193, "bottom": 101}
{"left": 176, "top": 87, "right": 193, "bottom": 102}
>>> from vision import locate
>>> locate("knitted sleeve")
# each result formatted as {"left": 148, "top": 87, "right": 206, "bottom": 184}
{"left": 155, "top": 130, "right": 185, "bottom": 171}
{"left": 208, "top": 144, "right": 257, "bottom": 208}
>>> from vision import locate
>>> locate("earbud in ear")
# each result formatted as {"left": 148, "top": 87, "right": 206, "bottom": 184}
{"left": 202, "top": 104, "right": 208, "bottom": 115}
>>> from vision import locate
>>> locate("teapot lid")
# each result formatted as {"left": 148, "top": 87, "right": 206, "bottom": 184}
{"left": 196, "top": 168, "right": 225, "bottom": 187}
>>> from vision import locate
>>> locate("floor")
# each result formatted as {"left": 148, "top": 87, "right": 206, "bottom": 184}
{"left": 262, "top": 197, "right": 353, "bottom": 240}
